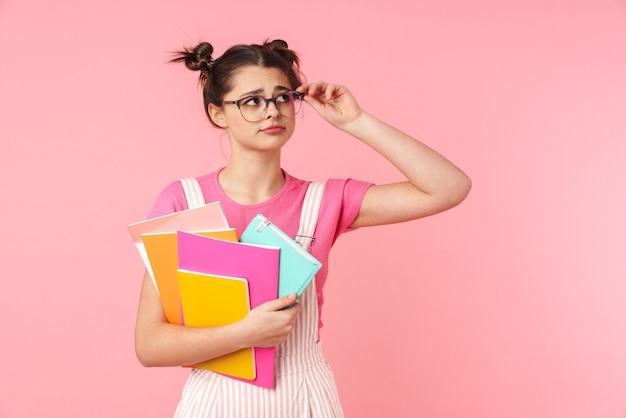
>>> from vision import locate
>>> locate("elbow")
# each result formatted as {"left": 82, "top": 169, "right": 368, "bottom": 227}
{"left": 135, "top": 336, "right": 162, "bottom": 368}
{"left": 135, "top": 344, "right": 155, "bottom": 368}
{"left": 453, "top": 173, "right": 472, "bottom": 205}
{"left": 136, "top": 354, "right": 154, "bottom": 368}
{"left": 136, "top": 350, "right": 165, "bottom": 369}
{"left": 440, "top": 173, "right": 472, "bottom": 211}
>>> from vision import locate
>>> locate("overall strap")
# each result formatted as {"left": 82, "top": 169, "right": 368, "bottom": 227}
{"left": 180, "top": 177, "right": 206, "bottom": 209}
{"left": 294, "top": 182, "right": 325, "bottom": 252}
{"left": 181, "top": 176, "right": 324, "bottom": 251}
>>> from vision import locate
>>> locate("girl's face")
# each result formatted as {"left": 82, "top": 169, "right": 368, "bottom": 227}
{"left": 209, "top": 65, "right": 297, "bottom": 154}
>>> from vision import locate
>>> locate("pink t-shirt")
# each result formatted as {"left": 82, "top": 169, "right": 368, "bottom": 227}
{"left": 148, "top": 169, "right": 372, "bottom": 329}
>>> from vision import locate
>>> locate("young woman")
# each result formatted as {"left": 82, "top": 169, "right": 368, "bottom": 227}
{"left": 134, "top": 39, "right": 471, "bottom": 417}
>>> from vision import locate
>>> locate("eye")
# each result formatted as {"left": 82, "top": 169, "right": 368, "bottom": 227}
{"left": 275, "top": 92, "right": 292, "bottom": 104}
{"left": 241, "top": 96, "right": 264, "bottom": 107}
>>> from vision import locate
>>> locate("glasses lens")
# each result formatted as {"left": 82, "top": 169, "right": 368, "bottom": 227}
{"left": 275, "top": 92, "right": 302, "bottom": 118}
{"left": 239, "top": 96, "right": 266, "bottom": 122}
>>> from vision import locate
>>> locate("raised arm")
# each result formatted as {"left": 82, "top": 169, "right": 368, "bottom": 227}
{"left": 297, "top": 81, "right": 472, "bottom": 227}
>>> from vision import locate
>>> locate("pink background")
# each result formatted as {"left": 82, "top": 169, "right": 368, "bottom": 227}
{"left": 1, "top": 0, "right": 625, "bottom": 417}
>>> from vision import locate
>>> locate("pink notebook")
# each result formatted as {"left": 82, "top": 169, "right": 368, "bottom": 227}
{"left": 176, "top": 231, "right": 280, "bottom": 389}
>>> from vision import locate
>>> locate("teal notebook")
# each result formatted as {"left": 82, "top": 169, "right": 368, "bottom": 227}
{"left": 240, "top": 214, "right": 322, "bottom": 297}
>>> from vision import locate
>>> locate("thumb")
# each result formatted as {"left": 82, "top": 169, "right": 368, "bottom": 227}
{"left": 263, "top": 293, "right": 297, "bottom": 311}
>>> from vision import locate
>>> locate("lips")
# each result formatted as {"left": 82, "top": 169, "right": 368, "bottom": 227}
{"left": 261, "top": 125, "right": 284, "bottom": 134}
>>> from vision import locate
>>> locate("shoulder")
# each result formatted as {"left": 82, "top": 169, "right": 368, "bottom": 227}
{"left": 321, "top": 178, "right": 374, "bottom": 205}
{"left": 285, "top": 171, "right": 372, "bottom": 196}
{"left": 147, "top": 171, "right": 219, "bottom": 219}
{"left": 318, "top": 178, "right": 374, "bottom": 229}
{"left": 146, "top": 180, "right": 187, "bottom": 219}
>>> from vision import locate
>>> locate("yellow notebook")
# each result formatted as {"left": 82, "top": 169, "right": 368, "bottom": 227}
{"left": 177, "top": 269, "right": 255, "bottom": 380}
{"left": 141, "top": 229, "right": 238, "bottom": 325}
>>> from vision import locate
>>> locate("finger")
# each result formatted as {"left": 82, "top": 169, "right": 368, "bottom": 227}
{"left": 261, "top": 293, "right": 297, "bottom": 311}
{"left": 296, "top": 82, "right": 315, "bottom": 94}
{"left": 286, "top": 301, "right": 302, "bottom": 315}
{"left": 296, "top": 82, "right": 313, "bottom": 95}
{"left": 310, "top": 83, "right": 342, "bottom": 102}
{"left": 299, "top": 81, "right": 327, "bottom": 98}
{"left": 326, "top": 86, "right": 336, "bottom": 101}
{"left": 324, "top": 84, "right": 345, "bottom": 101}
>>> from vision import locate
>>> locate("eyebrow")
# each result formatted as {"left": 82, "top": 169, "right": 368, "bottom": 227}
{"left": 237, "top": 86, "right": 291, "bottom": 99}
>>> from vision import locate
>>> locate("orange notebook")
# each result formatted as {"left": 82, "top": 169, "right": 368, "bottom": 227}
{"left": 142, "top": 229, "right": 238, "bottom": 325}
{"left": 127, "top": 201, "right": 230, "bottom": 288}
{"left": 178, "top": 270, "right": 255, "bottom": 380}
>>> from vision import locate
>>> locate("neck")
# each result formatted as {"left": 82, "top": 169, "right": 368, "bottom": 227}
{"left": 219, "top": 151, "right": 285, "bottom": 205}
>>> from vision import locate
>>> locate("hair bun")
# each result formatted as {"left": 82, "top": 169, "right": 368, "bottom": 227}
{"left": 189, "top": 42, "right": 214, "bottom": 72}
{"left": 264, "top": 39, "right": 289, "bottom": 50}
{"left": 263, "top": 39, "right": 299, "bottom": 68}
{"left": 170, "top": 42, "right": 214, "bottom": 73}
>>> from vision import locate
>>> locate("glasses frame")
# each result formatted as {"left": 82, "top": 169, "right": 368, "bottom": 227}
{"left": 222, "top": 91, "right": 305, "bottom": 122}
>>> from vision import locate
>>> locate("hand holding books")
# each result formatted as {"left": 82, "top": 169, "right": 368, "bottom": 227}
{"left": 128, "top": 203, "right": 322, "bottom": 389}
{"left": 236, "top": 293, "right": 301, "bottom": 348}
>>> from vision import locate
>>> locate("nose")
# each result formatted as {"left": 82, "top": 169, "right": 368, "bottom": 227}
{"left": 265, "top": 98, "right": 280, "bottom": 118}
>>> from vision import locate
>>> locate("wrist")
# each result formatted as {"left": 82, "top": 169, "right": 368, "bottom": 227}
{"left": 341, "top": 110, "right": 374, "bottom": 137}
{"left": 229, "top": 318, "right": 253, "bottom": 350}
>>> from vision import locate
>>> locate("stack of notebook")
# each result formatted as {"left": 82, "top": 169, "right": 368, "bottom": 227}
{"left": 128, "top": 202, "right": 322, "bottom": 389}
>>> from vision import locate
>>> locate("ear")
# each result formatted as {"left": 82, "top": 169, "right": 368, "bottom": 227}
{"left": 208, "top": 103, "right": 227, "bottom": 128}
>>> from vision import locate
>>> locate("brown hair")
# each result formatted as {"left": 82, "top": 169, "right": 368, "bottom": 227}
{"left": 170, "top": 39, "right": 303, "bottom": 127}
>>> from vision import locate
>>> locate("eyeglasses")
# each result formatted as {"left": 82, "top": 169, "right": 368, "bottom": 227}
{"left": 222, "top": 91, "right": 304, "bottom": 122}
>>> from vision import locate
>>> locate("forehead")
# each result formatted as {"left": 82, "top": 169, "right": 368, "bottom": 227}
{"left": 227, "top": 66, "right": 291, "bottom": 96}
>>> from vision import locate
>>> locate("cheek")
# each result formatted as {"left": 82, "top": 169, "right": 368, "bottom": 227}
{"left": 221, "top": 109, "right": 241, "bottom": 127}
{"left": 285, "top": 119, "right": 296, "bottom": 136}
{"left": 228, "top": 125, "right": 254, "bottom": 142}
{"left": 290, "top": 124, "right": 298, "bottom": 140}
